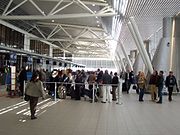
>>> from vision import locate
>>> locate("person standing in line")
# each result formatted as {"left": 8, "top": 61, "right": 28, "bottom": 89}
{"left": 96, "top": 70, "right": 103, "bottom": 98}
{"left": 101, "top": 70, "right": 112, "bottom": 103}
{"left": 156, "top": 71, "right": 164, "bottom": 104}
{"left": 87, "top": 71, "right": 96, "bottom": 90}
{"left": 112, "top": 72, "right": 119, "bottom": 101}
{"left": 138, "top": 72, "right": 146, "bottom": 102}
{"left": 25, "top": 72, "right": 45, "bottom": 120}
{"left": 75, "top": 70, "right": 83, "bottom": 100}
{"left": 18, "top": 67, "right": 27, "bottom": 96}
{"left": 165, "top": 71, "right": 179, "bottom": 101}
{"left": 149, "top": 70, "right": 158, "bottom": 101}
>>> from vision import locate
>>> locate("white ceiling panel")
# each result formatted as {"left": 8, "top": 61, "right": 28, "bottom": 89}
{"left": 119, "top": 0, "right": 180, "bottom": 53}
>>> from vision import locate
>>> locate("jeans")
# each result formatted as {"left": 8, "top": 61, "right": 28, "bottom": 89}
{"left": 139, "top": 88, "right": 144, "bottom": 101}
{"left": 158, "top": 86, "right": 163, "bottom": 102}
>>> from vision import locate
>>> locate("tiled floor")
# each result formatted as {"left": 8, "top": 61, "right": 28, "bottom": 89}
{"left": 0, "top": 93, "right": 180, "bottom": 135}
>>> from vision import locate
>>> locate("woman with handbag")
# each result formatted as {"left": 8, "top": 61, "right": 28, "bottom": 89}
{"left": 25, "top": 72, "right": 45, "bottom": 120}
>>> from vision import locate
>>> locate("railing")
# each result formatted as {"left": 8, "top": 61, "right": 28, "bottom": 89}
{"left": 23, "top": 79, "right": 124, "bottom": 104}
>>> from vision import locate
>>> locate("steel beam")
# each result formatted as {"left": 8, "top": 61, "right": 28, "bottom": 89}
{"left": 37, "top": 22, "right": 104, "bottom": 31}
{"left": 2, "top": 0, "right": 13, "bottom": 15}
{"left": 129, "top": 17, "right": 153, "bottom": 74}
{"left": 29, "top": 0, "right": 46, "bottom": 16}
{"left": 38, "top": 0, "right": 108, "bottom": 6}
{"left": 0, "top": 19, "right": 69, "bottom": 52}
{"left": 5, "top": 0, "right": 28, "bottom": 16}
{"left": 30, "top": 37, "right": 109, "bottom": 42}
{"left": 120, "top": 42, "right": 133, "bottom": 71}
{"left": 77, "top": 0, "right": 95, "bottom": 14}
{"left": 48, "top": 0, "right": 64, "bottom": 15}
{"left": 51, "top": 1, "right": 74, "bottom": 15}
{"left": 127, "top": 22, "right": 148, "bottom": 69}
{"left": 0, "top": 13, "right": 117, "bottom": 20}
{"left": 117, "top": 53, "right": 126, "bottom": 71}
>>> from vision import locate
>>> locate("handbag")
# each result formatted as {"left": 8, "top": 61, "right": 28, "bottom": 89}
{"left": 132, "top": 85, "right": 137, "bottom": 90}
{"left": 24, "top": 94, "right": 30, "bottom": 101}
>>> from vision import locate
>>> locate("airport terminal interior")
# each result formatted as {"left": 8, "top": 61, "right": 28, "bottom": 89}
{"left": 0, "top": 0, "right": 180, "bottom": 135}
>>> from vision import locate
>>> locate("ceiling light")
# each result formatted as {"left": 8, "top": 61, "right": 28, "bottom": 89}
{"left": 92, "top": 4, "right": 95, "bottom": 6}
{"left": 97, "top": 21, "right": 99, "bottom": 23}
{"left": 94, "top": 11, "right": 97, "bottom": 13}
{"left": 95, "top": 16, "right": 98, "bottom": 19}
{"left": 52, "top": 20, "right": 54, "bottom": 22}
{"left": 97, "top": 24, "right": 100, "bottom": 27}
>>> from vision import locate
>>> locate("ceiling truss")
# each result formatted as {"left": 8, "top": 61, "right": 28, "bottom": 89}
{"left": 0, "top": 0, "right": 114, "bottom": 58}
{"left": 0, "top": 0, "right": 116, "bottom": 20}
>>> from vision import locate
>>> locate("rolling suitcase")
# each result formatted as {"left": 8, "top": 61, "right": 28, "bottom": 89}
{"left": 58, "top": 86, "right": 66, "bottom": 99}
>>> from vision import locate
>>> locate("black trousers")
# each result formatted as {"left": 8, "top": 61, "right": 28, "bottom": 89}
{"left": 75, "top": 85, "right": 81, "bottom": 100}
{"left": 19, "top": 81, "right": 24, "bottom": 96}
{"left": 168, "top": 87, "right": 173, "bottom": 101}
{"left": 29, "top": 96, "right": 39, "bottom": 118}
{"left": 112, "top": 86, "right": 117, "bottom": 100}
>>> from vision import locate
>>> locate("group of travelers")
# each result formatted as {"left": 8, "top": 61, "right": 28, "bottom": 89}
{"left": 16, "top": 66, "right": 179, "bottom": 120}
{"left": 123, "top": 70, "right": 179, "bottom": 103}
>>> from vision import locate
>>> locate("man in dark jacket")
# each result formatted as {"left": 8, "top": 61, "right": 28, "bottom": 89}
{"left": 149, "top": 70, "right": 158, "bottom": 101}
{"left": 18, "top": 67, "right": 27, "bottom": 96}
{"left": 112, "top": 72, "right": 119, "bottom": 101}
{"left": 101, "top": 70, "right": 112, "bottom": 103}
{"left": 165, "top": 71, "right": 178, "bottom": 101}
{"left": 156, "top": 71, "right": 164, "bottom": 103}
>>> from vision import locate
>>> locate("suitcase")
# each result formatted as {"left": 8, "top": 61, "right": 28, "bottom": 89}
{"left": 58, "top": 86, "right": 66, "bottom": 99}
{"left": 122, "top": 82, "right": 127, "bottom": 92}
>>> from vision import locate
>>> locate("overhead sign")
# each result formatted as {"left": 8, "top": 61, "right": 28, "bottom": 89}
{"left": 27, "top": 55, "right": 33, "bottom": 65}
{"left": 10, "top": 53, "right": 17, "bottom": 63}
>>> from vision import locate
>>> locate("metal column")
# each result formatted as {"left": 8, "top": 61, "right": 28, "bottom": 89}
{"left": 120, "top": 42, "right": 133, "bottom": 71}
{"left": 127, "top": 22, "right": 148, "bottom": 72}
{"left": 129, "top": 17, "right": 153, "bottom": 74}
{"left": 117, "top": 53, "right": 126, "bottom": 71}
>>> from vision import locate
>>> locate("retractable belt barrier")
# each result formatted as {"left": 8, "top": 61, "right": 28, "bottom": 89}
{"left": 23, "top": 80, "right": 124, "bottom": 104}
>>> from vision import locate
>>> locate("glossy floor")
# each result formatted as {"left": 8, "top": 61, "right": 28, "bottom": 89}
{"left": 0, "top": 93, "right": 180, "bottom": 135}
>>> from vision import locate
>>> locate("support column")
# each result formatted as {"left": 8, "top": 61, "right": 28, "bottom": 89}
{"left": 144, "top": 40, "right": 151, "bottom": 61}
{"left": 129, "top": 17, "right": 153, "bottom": 74}
{"left": 49, "top": 46, "right": 53, "bottom": 57}
{"left": 48, "top": 46, "right": 53, "bottom": 71}
{"left": 114, "top": 56, "right": 121, "bottom": 74}
{"left": 130, "top": 50, "right": 136, "bottom": 65}
{"left": 24, "top": 35, "right": 30, "bottom": 51}
{"left": 117, "top": 53, "right": 126, "bottom": 71}
{"left": 127, "top": 22, "right": 148, "bottom": 70}
{"left": 63, "top": 51, "right": 66, "bottom": 60}
{"left": 120, "top": 42, "right": 133, "bottom": 71}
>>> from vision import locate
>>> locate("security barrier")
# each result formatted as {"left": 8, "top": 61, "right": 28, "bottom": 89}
{"left": 23, "top": 80, "right": 124, "bottom": 104}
